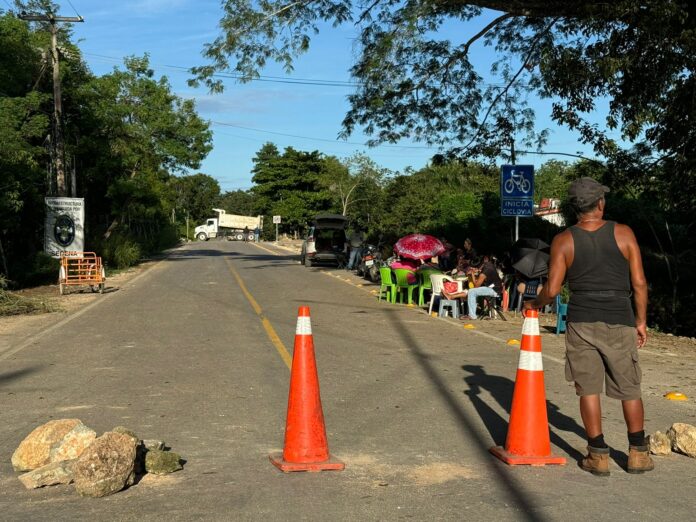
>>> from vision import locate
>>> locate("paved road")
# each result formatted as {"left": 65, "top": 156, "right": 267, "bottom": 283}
{"left": 1, "top": 241, "right": 695, "bottom": 521}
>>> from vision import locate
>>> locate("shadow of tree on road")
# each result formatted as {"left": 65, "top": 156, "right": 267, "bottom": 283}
{"left": 384, "top": 309, "right": 546, "bottom": 522}
{"left": 0, "top": 366, "right": 43, "bottom": 387}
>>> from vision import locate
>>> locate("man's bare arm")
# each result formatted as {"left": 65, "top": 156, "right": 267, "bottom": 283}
{"left": 618, "top": 224, "right": 648, "bottom": 347}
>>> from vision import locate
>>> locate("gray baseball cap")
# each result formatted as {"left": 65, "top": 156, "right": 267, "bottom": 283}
{"left": 568, "top": 177, "right": 609, "bottom": 207}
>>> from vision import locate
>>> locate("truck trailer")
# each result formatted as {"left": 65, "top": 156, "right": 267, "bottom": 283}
{"left": 194, "top": 209, "right": 263, "bottom": 241}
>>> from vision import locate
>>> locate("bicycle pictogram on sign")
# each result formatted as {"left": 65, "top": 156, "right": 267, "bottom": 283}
{"left": 503, "top": 169, "right": 531, "bottom": 195}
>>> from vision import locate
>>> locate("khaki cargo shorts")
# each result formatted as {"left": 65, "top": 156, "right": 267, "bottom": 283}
{"left": 565, "top": 322, "right": 642, "bottom": 400}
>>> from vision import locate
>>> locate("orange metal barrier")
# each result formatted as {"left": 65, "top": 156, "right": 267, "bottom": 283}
{"left": 58, "top": 252, "right": 106, "bottom": 295}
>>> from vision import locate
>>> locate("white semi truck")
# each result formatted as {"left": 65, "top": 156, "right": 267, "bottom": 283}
{"left": 194, "top": 209, "right": 263, "bottom": 241}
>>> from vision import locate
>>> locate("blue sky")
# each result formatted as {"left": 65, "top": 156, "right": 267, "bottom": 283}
{"left": 44, "top": 0, "right": 605, "bottom": 191}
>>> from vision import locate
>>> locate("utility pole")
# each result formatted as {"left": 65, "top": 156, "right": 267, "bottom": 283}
{"left": 19, "top": 12, "right": 84, "bottom": 197}
{"left": 510, "top": 137, "right": 519, "bottom": 242}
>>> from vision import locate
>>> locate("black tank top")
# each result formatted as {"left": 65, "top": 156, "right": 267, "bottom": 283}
{"left": 567, "top": 221, "right": 635, "bottom": 326}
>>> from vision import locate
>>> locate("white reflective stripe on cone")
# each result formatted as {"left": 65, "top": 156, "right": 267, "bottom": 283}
{"left": 295, "top": 316, "right": 312, "bottom": 335}
{"left": 521, "top": 317, "right": 540, "bottom": 336}
{"left": 518, "top": 350, "right": 544, "bottom": 371}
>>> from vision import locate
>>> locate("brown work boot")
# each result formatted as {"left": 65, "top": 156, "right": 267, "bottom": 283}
{"left": 580, "top": 446, "right": 610, "bottom": 476}
{"left": 627, "top": 438, "right": 654, "bottom": 474}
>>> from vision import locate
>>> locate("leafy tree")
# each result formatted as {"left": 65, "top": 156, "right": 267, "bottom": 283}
{"left": 336, "top": 153, "right": 391, "bottom": 236}
{"left": 0, "top": 13, "right": 52, "bottom": 279}
{"left": 534, "top": 160, "right": 572, "bottom": 203}
{"left": 320, "top": 153, "right": 389, "bottom": 225}
{"left": 218, "top": 189, "right": 258, "bottom": 217}
{"left": 380, "top": 160, "right": 498, "bottom": 243}
{"left": 193, "top": 1, "right": 696, "bottom": 205}
{"left": 170, "top": 173, "right": 221, "bottom": 223}
{"left": 77, "top": 55, "right": 212, "bottom": 243}
{"left": 250, "top": 143, "right": 334, "bottom": 234}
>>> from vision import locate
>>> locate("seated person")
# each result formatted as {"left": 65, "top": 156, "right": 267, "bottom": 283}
{"left": 463, "top": 238, "right": 477, "bottom": 261}
{"left": 450, "top": 253, "right": 469, "bottom": 278}
{"left": 417, "top": 257, "right": 441, "bottom": 272}
{"left": 513, "top": 273, "right": 544, "bottom": 309}
{"left": 517, "top": 275, "right": 543, "bottom": 297}
{"left": 390, "top": 255, "right": 418, "bottom": 284}
{"left": 461, "top": 256, "right": 503, "bottom": 320}
{"left": 438, "top": 237, "right": 454, "bottom": 270}
{"left": 441, "top": 279, "right": 468, "bottom": 301}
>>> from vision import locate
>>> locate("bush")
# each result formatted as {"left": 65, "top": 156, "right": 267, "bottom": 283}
{"left": 10, "top": 252, "right": 61, "bottom": 288}
{"left": 152, "top": 224, "right": 179, "bottom": 251}
{"left": 114, "top": 239, "right": 142, "bottom": 269}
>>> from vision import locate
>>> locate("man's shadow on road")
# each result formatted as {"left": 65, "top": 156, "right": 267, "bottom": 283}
{"left": 461, "top": 364, "right": 586, "bottom": 461}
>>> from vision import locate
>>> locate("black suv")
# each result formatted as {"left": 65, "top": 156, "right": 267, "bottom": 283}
{"left": 300, "top": 214, "right": 348, "bottom": 267}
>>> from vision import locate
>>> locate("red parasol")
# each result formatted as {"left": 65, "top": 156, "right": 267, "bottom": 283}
{"left": 394, "top": 234, "right": 446, "bottom": 260}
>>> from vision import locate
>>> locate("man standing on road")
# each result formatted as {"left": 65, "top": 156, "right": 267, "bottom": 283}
{"left": 346, "top": 228, "right": 365, "bottom": 271}
{"left": 243, "top": 226, "right": 249, "bottom": 243}
{"left": 253, "top": 226, "right": 260, "bottom": 243}
{"left": 525, "top": 177, "right": 652, "bottom": 476}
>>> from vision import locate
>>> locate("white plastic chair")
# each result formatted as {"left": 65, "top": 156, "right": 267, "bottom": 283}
{"left": 429, "top": 274, "right": 454, "bottom": 315}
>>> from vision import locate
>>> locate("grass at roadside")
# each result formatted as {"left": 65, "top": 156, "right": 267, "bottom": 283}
{"left": 0, "top": 274, "right": 58, "bottom": 317}
{"left": 0, "top": 289, "right": 57, "bottom": 317}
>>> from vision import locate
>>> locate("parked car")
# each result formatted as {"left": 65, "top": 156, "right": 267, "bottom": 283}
{"left": 300, "top": 214, "right": 348, "bottom": 267}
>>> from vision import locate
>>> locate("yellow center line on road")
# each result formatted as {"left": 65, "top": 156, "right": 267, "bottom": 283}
{"left": 225, "top": 258, "right": 293, "bottom": 370}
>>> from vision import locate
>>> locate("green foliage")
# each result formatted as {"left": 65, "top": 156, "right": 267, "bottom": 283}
{"left": 99, "top": 234, "right": 141, "bottom": 269}
{"left": 218, "top": 189, "right": 257, "bottom": 217}
{"left": 251, "top": 143, "right": 334, "bottom": 234}
{"left": 534, "top": 160, "right": 573, "bottom": 202}
{"left": 169, "top": 173, "right": 221, "bottom": 223}
{"left": 114, "top": 240, "right": 141, "bottom": 269}
{"left": 19, "top": 252, "right": 60, "bottom": 288}
{"left": 321, "top": 153, "right": 390, "bottom": 233}
{"left": 0, "top": 16, "right": 209, "bottom": 291}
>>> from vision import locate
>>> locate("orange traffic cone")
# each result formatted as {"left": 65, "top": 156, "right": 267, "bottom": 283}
{"left": 489, "top": 309, "right": 566, "bottom": 466}
{"left": 269, "top": 306, "right": 345, "bottom": 472}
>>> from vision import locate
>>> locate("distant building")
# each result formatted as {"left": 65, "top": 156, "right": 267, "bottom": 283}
{"left": 535, "top": 198, "right": 565, "bottom": 226}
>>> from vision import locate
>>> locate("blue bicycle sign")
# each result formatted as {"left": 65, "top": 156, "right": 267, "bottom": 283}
{"left": 500, "top": 165, "right": 534, "bottom": 217}
{"left": 502, "top": 165, "right": 533, "bottom": 197}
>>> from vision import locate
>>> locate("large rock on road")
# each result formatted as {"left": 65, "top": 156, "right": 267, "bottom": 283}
{"left": 11, "top": 419, "right": 95, "bottom": 471}
{"left": 667, "top": 423, "right": 696, "bottom": 458}
{"left": 72, "top": 432, "right": 137, "bottom": 497}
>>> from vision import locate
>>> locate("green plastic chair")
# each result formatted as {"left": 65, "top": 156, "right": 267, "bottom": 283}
{"left": 417, "top": 269, "right": 442, "bottom": 307}
{"left": 393, "top": 268, "right": 418, "bottom": 305}
{"left": 378, "top": 266, "right": 397, "bottom": 303}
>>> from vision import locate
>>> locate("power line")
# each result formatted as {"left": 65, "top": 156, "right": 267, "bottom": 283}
{"left": 82, "top": 51, "right": 516, "bottom": 90}
{"left": 210, "top": 121, "right": 604, "bottom": 165}
{"left": 212, "top": 129, "right": 431, "bottom": 160}
{"left": 210, "top": 120, "right": 436, "bottom": 150}
{"left": 65, "top": 0, "right": 82, "bottom": 19}
{"left": 82, "top": 52, "right": 359, "bottom": 87}
{"left": 2, "top": 0, "right": 14, "bottom": 11}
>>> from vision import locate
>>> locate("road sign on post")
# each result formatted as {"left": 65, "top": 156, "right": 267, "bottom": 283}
{"left": 273, "top": 215, "right": 281, "bottom": 242}
{"left": 500, "top": 165, "right": 534, "bottom": 217}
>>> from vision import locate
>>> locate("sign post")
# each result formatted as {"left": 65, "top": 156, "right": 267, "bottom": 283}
{"left": 273, "top": 215, "right": 281, "bottom": 243}
{"left": 500, "top": 165, "right": 534, "bottom": 241}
